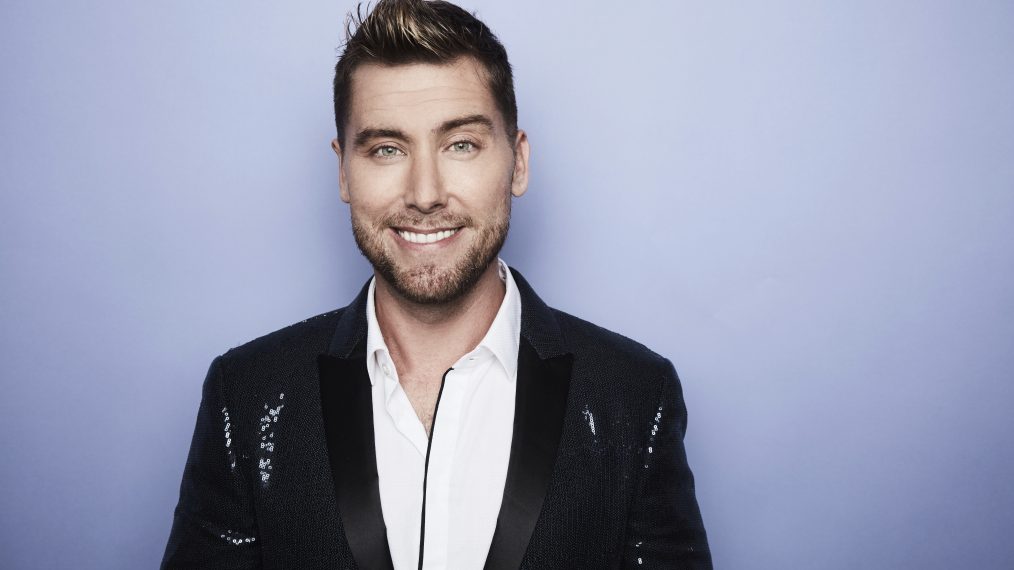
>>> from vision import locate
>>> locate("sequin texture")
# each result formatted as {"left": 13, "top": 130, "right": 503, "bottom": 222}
{"left": 257, "top": 393, "right": 285, "bottom": 485}
{"left": 222, "top": 406, "right": 237, "bottom": 470}
{"left": 219, "top": 528, "right": 257, "bottom": 546}
{"left": 644, "top": 405, "right": 663, "bottom": 468}
{"left": 581, "top": 404, "right": 597, "bottom": 436}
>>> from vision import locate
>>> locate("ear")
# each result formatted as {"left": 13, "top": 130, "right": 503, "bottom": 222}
{"left": 332, "top": 138, "right": 351, "bottom": 203}
{"left": 510, "top": 129, "right": 530, "bottom": 198}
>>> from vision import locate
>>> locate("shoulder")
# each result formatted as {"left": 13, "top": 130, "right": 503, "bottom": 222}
{"left": 201, "top": 309, "right": 347, "bottom": 437}
{"left": 551, "top": 308, "right": 674, "bottom": 379}
{"left": 547, "top": 307, "right": 686, "bottom": 431}
{"left": 214, "top": 308, "right": 345, "bottom": 382}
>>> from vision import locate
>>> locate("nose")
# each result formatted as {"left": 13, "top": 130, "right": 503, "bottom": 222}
{"left": 405, "top": 151, "right": 446, "bottom": 213}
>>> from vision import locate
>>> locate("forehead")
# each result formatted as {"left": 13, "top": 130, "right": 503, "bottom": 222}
{"left": 346, "top": 57, "right": 503, "bottom": 133}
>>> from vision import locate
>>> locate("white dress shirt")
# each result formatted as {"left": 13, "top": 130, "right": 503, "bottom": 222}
{"left": 365, "top": 259, "right": 521, "bottom": 570}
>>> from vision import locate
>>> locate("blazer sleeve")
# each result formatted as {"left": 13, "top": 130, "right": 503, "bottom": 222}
{"left": 621, "top": 359, "right": 712, "bottom": 569}
{"left": 162, "top": 356, "right": 262, "bottom": 569}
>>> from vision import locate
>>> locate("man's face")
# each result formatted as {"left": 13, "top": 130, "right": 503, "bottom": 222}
{"left": 333, "top": 57, "right": 529, "bottom": 305}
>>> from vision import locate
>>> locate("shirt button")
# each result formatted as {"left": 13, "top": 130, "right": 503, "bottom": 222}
{"left": 382, "top": 364, "right": 390, "bottom": 375}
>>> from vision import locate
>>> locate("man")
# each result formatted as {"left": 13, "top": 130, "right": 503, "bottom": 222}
{"left": 162, "top": 1, "right": 711, "bottom": 568}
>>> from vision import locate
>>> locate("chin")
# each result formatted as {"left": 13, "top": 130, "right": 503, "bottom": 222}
{"left": 352, "top": 210, "right": 510, "bottom": 306}
{"left": 386, "top": 262, "right": 484, "bottom": 305}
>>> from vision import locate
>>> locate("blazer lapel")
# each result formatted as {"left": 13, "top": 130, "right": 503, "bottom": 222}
{"left": 318, "top": 353, "right": 394, "bottom": 570}
{"left": 318, "top": 282, "right": 395, "bottom": 570}
{"left": 484, "top": 269, "right": 574, "bottom": 570}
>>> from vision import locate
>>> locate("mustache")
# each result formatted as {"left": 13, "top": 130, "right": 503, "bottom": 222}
{"left": 379, "top": 212, "right": 473, "bottom": 230}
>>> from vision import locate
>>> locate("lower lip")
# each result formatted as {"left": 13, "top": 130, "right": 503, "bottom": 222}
{"left": 391, "top": 228, "right": 464, "bottom": 250}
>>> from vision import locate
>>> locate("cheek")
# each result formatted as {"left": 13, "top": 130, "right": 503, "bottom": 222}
{"left": 346, "top": 166, "right": 405, "bottom": 216}
{"left": 351, "top": 204, "right": 394, "bottom": 234}
{"left": 347, "top": 192, "right": 394, "bottom": 233}
{"left": 444, "top": 153, "right": 515, "bottom": 201}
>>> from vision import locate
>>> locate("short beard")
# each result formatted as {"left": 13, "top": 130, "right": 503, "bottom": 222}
{"left": 351, "top": 200, "right": 510, "bottom": 305}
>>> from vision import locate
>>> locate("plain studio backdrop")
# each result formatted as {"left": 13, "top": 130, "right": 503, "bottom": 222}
{"left": 2, "top": 1, "right": 1012, "bottom": 568}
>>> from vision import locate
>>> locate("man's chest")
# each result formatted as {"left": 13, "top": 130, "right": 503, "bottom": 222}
{"left": 398, "top": 368, "right": 450, "bottom": 437}
{"left": 371, "top": 357, "right": 517, "bottom": 569}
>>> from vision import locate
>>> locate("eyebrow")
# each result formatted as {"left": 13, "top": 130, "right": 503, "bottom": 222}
{"left": 437, "top": 114, "right": 495, "bottom": 135}
{"left": 353, "top": 127, "right": 407, "bottom": 150}
{"left": 352, "top": 114, "right": 496, "bottom": 150}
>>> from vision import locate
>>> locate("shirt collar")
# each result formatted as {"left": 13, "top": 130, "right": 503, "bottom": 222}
{"left": 478, "top": 259, "right": 522, "bottom": 380}
{"left": 364, "top": 258, "right": 522, "bottom": 386}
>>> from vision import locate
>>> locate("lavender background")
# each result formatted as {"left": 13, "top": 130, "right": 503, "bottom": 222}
{"left": 2, "top": 1, "right": 1013, "bottom": 568}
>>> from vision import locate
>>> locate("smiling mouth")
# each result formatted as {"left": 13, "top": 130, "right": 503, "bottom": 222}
{"left": 395, "top": 227, "right": 461, "bottom": 244}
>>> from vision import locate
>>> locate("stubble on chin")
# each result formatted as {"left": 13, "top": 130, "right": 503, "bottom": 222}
{"left": 350, "top": 206, "right": 510, "bottom": 305}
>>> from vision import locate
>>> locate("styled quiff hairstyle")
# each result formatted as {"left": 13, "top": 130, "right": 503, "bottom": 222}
{"left": 332, "top": 0, "right": 517, "bottom": 148}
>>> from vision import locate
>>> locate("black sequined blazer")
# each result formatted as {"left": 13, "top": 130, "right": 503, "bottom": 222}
{"left": 162, "top": 268, "right": 711, "bottom": 569}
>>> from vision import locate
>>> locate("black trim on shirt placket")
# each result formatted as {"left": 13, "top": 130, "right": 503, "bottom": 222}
{"left": 418, "top": 367, "right": 452, "bottom": 570}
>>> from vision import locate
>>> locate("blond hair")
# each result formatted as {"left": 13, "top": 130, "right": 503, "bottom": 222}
{"left": 333, "top": 0, "right": 517, "bottom": 146}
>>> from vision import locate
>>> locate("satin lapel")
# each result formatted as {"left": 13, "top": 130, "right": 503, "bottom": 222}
{"left": 318, "top": 352, "right": 395, "bottom": 570}
{"left": 484, "top": 339, "right": 573, "bottom": 570}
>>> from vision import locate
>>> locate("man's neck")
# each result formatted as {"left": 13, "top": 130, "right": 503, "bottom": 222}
{"left": 373, "top": 261, "right": 505, "bottom": 379}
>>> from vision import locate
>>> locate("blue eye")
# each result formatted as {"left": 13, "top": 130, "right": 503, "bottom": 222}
{"left": 450, "top": 141, "right": 476, "bottom": 152}
{"left": 373, "top": 145, "right": 403, "bottom": 158}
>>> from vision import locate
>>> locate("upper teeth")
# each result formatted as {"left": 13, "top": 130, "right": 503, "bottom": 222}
{"left": 397, "top": 228, "right": 458, "bottom": 244}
